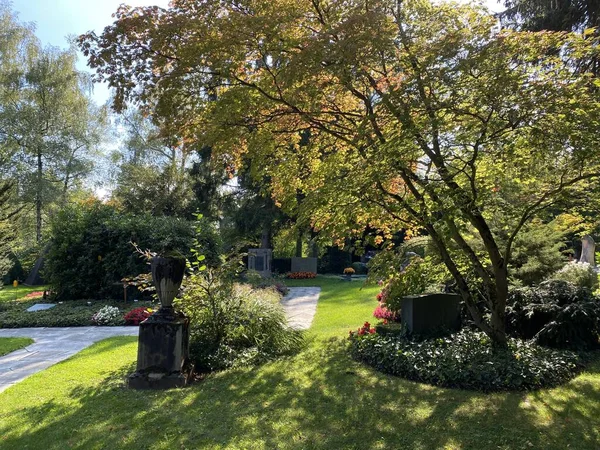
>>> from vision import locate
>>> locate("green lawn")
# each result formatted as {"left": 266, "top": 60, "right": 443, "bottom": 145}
{"left": 0, "top": 337, "right": 33, "bottom": 356}
{"left": 0, "top": 285, "right": 48, "bottom": 303}
{"left": 0, "top": 277, "right": 599, "bottom": 449}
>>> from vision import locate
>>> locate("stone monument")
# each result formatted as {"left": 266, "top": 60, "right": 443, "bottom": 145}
{"left": 248, "top": 248, "right": 273, "bottom": 277}
{"left": 401, "top": 293, "right": 461, "bottom": 334}
{"left": 579, "top": 235, "right": 596, "bottom": 267}
{"left": 291, "top": 257, "right": 318, "bottom": 274}
{"left": 128, "top": 252, "right": 193, "bottom": 389}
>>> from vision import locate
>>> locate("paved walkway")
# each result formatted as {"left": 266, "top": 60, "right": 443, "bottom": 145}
{"left": 0, "top": 326, "right": 138, "bottom": 393}
{"left": 0, "top": 287, "right": 321, "bottom": 393}
{"left": 281, "top": 287, "right": 321, "bottom": 330}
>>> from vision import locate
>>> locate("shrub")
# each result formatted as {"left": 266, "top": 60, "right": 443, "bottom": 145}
{"left": 92, "top": 305, "right": 123, "bottom": 326}
{"left": 550, "top": 261, "right": 599, "bottom": 290}
{"left": 45, "top": 201, "right": 199, "bottom": 300}
{"left": 351, "top": 262, "right": 368, "bottom": 274}
{"left": 507, "top": 280, "right": 600, "bottom": 349}
{"left": 343, "top": 267, "right": 355, "bottom": 275}
{"left": 349, "top": 328, "right": 582, "bottom": 391}
{"left": 178, "top": 264, "right": 303, "bottom": 373}
{"left": 124, "top": 306, "right": 154, "bottom": 325}
{"left": 287, "top": 271, "right": 316, "bottom": 279}
{"left": 244, "top": 270, "right": 289, "bottom": 296}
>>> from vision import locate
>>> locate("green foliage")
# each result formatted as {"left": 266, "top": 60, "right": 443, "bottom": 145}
{"left": 178, "top": 259, "right": 302, "bottom": 372}
{"left": 44, "top": 201, "right": 196, "bottom": 300}
{"left": 508, "top": 217, "right": 573, "bottom": 286}
{"left": 350, "top": 329, "right": 582, "bottom": 391}
{"left": 507, "top": 280, "right": 600, "bottom": 349}
{"left": 317, "top": 246, "right": 352, "bottom": 274}
{"left": 550, "top": 262, "right": 599, "bottom": 291}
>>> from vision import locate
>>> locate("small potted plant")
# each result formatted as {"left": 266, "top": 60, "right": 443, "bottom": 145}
{"left": 343, "top": 267, "right": 355, "bottom": 281}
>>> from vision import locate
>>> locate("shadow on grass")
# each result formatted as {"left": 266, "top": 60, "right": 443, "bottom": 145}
{"left": 0, "top": 336, "right": 599, "bottom": 450}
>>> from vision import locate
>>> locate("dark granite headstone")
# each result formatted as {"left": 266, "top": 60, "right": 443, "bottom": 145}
{"left": 401, "top": 293, "right": 461, "bottom": 334}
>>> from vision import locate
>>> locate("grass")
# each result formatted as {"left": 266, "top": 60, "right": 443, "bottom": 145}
{"left": 0, "top": 337, "right": 33, "bottom": 356}
{"left": 0, "top": 285, "right": 48, "bottom": 303}
{"left": 0, "top": 276, "right": 599, "bottom": 449}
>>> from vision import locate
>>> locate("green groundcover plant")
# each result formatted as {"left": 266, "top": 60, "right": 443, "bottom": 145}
{"left": 349, "top": 327, "right": 583, "bottom": 391}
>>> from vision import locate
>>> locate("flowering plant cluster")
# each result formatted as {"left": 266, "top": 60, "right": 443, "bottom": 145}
{"left": 287, "top": 272, "right": 317, "bottom": 279}
{"left": 343, "top": 267, "right": 355, "bottom": 275}
{"left": 349, "top": 321, "right": 376, "bottom": 338}
{"left": 92, "top": 306, "right": 123, "bottom": 326}
{"left": 124, "top": 307, "right": 154, "bottom": 325}
{"left": 374, "top": 304, "right": 396, "bottom": 321}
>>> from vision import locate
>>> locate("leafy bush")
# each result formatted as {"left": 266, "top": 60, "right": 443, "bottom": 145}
{"left": 91, "top": 306, "right": 123, "bottom": 325}
{"left": 350, "top": 262, "right": 368, "bottom": 275}
{"left": 507, "top": 280, "right": 600, "bottom": 349}
{"left": 508, "top": 215, "right": 576, "bottom": 286}
{"left": 244, "top": 270, "right": 289, "bottom": 296}
{"left": 349, "top": 328, "right": 582, "bottom": 391}
{"left": 343, "top": 267, "right": 355, "bottom": 275}
{"left": 549, "top": 261, "right": 599, "bottom": 290}
{"left": 287, "top": 271, "right": 316, "bottom": 279}
{"left": 45, "top": 201, "right": 199, "bottom": 300}
{"left": 123, "top": 306, "right": 154, "bottom": 325}
{"left": 178, "top": 262, "right": 303, "bottom": 373}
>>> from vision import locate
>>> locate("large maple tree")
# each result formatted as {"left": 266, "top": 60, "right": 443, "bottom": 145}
{"left": 80, "top": 0, "right": 600, "bottom": 344}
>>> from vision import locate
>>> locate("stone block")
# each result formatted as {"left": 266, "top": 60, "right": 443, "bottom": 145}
{"left": 291, "top": 257, "right": 318, "bottom": 274}
{"left": 26, "top": 303, "right": 55, "bottom": 312}
{"left": 401, "top": 293, "right": 461, "bottom": 334}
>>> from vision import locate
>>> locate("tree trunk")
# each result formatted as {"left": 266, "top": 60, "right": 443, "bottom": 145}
{"left": 295, "top": 232, "right": 303, "bottom": 257}
{"left": 260, "top": 222, "right": 271, "bottom": 249}
{"left": 36, "top": 147, "right": 42, "bottom": 243}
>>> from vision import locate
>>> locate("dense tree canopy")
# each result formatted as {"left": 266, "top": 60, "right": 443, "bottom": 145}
{"left": 80, "top": 0, "right": 600, "bottom": 344}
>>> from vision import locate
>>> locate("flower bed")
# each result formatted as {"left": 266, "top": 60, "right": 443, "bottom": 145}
{"left": 287, "top": 272, "right": 317, "bottom": 279}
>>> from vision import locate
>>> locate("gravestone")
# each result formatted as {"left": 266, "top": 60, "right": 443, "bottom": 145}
{"left": 26, "top": 303, "right": 55, "bottom": 312}
{"left": 401, "top": 293, "right": 461, "bottom": 334}
{"left": 579, "top": 235, "right": 596, "bottom": 267}
{"left": 128, "top": 253, "right": 193, "bottom": 389}
{"left": 291, "top": 257, "right": 318, "bottom": 274}
{"left": 248, "top": 248, "right": 273, "bottom": 277}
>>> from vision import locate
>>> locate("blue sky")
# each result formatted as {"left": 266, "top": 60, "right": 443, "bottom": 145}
{"left": 11, "top": 0, "right": 170, "bottom": 104}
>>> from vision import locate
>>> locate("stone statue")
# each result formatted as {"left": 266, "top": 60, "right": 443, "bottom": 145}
{"left": 579, "top": 235, "right": 596, "bottom": 267}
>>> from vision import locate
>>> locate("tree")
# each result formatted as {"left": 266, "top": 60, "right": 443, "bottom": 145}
{"left": 500, "top": 0, "right": 600, "bottom": 32}
{"left": 80, "top": 0, "right": 600, "bottom": 345}
{"left": 0, "top": 4, "right": 105, "bottom": 243}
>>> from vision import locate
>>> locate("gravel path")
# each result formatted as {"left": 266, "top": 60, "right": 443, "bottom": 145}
{"left": 0, "top": 286, "right": 321, "bottom": 393}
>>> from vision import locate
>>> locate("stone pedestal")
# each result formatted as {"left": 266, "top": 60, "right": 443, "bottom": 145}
{"left": 128, "top": 308, "right": 193, "bottom": 389}
{"left": 128, "top": 253, "right": 192, "bottom": 389}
